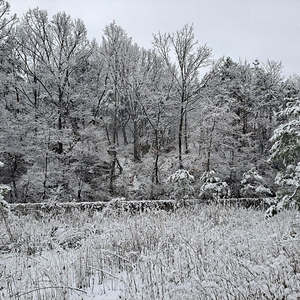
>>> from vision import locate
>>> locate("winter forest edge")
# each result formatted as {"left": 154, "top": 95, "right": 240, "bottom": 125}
{"left": 0, "top": 1, "right": 300, "bottom": 211}
{"left": 2, "top": 1, "right": 300, "bottom": 299}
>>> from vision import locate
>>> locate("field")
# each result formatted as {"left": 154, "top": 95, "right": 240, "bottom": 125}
{"left": 1, "top": 204, "right": 300, "bottom": 300}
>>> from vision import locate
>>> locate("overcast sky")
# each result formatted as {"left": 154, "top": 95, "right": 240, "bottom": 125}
{"left": 8, "top": 0, "right": 300, "bottom": 77}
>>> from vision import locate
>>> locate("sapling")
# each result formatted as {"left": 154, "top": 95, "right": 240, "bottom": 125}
{"left": 240, "top": 167, "right": 272, "bottom": 198}
{"left": 199, "top": 170, "right": 229, "bottom": 200}
{"left": 167, "top": 169, "right": 194, "bottom": 200}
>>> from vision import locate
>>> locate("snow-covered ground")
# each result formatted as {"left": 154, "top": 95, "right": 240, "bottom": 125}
{"left": 1, "top": 205, "right": 300, "bottom": 299}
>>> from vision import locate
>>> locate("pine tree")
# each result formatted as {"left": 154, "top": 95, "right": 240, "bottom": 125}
{"left": 199, "top": 170, "right": 229, "bottom": 200}
{"left": 269, "top": 76, "right": 300, "bottom": 209}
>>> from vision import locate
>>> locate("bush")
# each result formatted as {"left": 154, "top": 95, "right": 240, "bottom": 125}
{"left": 240, "top": 167, "right": 273, "bottom": 198}
{"left": 167, "top": 169, "right": 194, "bottom": 200}
{"left": 199, "top": 170, "right": 229, "bottom": 200}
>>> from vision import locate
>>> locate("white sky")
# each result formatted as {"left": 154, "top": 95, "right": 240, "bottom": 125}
{"left": 7, "top": 0, "right": 300, "bottom": 77}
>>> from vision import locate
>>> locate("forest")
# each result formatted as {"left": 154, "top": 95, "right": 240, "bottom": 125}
{"left": 1, "top": 1, "right": 300, "bottom": 208}
{"left": 1, "top": 2, "right": 300, "bottom": 299}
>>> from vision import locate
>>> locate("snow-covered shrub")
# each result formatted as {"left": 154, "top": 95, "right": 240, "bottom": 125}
{"left": 240, "top": 167, "right": 273, "bottom": 198}
{"left": 199, "top": 170, "right": 229, "bottom": 200}
{"left": 167, "top": 169, "right": 194, "bottom": 200}
{"left": 0, "top": 186, "right": 11, "bottom": 216}
{"left": 0, "top": 162, "right": 11, "bottom": 216}
{"left": 265, "top": 204, "right": 281, "bottom": 218}
{"left": 0, "top": 162, "right": 16, "bottom": 244}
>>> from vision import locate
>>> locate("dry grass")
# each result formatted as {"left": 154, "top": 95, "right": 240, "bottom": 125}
{"left": 1, "top": 204, "right": 300, "bottom": 299}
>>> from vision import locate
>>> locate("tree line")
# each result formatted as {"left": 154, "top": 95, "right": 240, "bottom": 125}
{"left": 0, "top": 1, "right": 299, "bottom": 205}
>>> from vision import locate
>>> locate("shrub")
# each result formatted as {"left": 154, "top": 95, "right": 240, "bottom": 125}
{"left": 167, "top": 169, "right": 194, "bottom": 200}
{"left": 240, "top": 167, "right": 273, "bottom": 198}
{"left": 199, "top": 170, "right": 229, "bottom": 200}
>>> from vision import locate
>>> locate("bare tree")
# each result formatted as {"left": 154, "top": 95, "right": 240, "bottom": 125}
{"left": 16, "top": 8, "right": 95, "bottom": 154}
{"left": 153, "top": 24, "right": 211, "bottom": 169}
{"left": 101, "top": 22, "right": 131, "bottom": 192}
{"left": 0, "top": 1, "right": 18, "bottom": 201}
{"left": 13, "top": 8, "right": 95, "bottom": 200}
{"left": 0, "top": 0, "right": 16, "bottom": 52}
{"left": 136, "top": 49, "right": 176, "bottom": 186}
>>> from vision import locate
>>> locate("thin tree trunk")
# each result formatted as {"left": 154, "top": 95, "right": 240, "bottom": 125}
{"left": 57, "top": 89, "right": 64, "bottom": 154}
{"left": 15, "top": 87, "right": 20, "bottom": 115}
{"left": 154, "top": 152, "right": 159, "bottom": 184}
{"left": 178, "top": 104, "right": 184, "bottom": 169}
{"left": 206, "top": 119, "right": 216, "bottom": 172}
{"left": 43, "top": 153, "right": 48, "bottom": 200}
{"left": 12, "top": 155, "right": 18, "bottom": 201}
{"left": 152, "top": 129, "right": 160, "bottom": 184}
{"left": 109, "top": 149, "right": 116, "bottom": 193}
{"left": 184, "top": 109, "right": 189, "bottom": 154}
{"left": 133, "top": 119, "right": 139, "bottom": 162}
{"left": 58, "top": 111, "right": 63, "bottom": 154}
{"left": 122, "top": 126, "right": 128, "bottom": 146}
{"left": 109, "top": 81, "right": 118, "bottom": 193}
{"left": 105, "top": 126, "right": 111, "bottom": 145}
{"left": 43, "top": 131, "right": 50, "bottom": 200}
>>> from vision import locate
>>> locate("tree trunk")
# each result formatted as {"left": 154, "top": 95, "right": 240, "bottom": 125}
{"left": 15, "top": 87, "right": 20, "bottom": 115}
{"left": 109, "top": 148, "right": 116, "bottom": 193}
{"left": 206, "top": 119, "right": 216, "bottom": 172}
{"left": 133, "top": 119, "right": 140, "bottom": 162}
{"left": 57, "top": 112, "right": 63, "bottom": 154}
{"left": 12, "top": 155, "right": 18, "bottom": 201}
{"left": 178, "top": 104, "right": 184, "bottom": 169}
{"left": 109, "top": 82, "right": 118, "bottom": 193}
{"left": 184, "top": 109, "right": 189, "bottom": 154}
{"left": 122, "top": 126, "right": 128, "bottom": 146}
{"left": 152, "top": 129, "right": 160, "bottom": 184}
{"left": 57, "top": 89, "right": 64, "bottom": 154}
{"left": 43, "top": 151, "right": 48, "bottom": 200}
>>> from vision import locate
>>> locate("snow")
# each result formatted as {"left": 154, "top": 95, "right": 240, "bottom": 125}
{"left": 199, "top": 170, "right": 229, "bottom": 199}
{"left": 167, "top": 169, "right": 194, "bottom": 183}
{"left": 1, "top": 205, "right": 300, "bottom": 299}
{"left": 83, "top": 288, "right": 124, "bottom": 300}
{"left": 0, "top": 184, "right": 11, "bottom": 191}
{"left": 167, "top": 169, "right": 195, "bottom": 199}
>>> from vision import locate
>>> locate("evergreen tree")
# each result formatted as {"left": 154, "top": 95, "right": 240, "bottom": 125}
{"left": 240, "top": 167, "right": 273, "bottom": 198}
{"left": 269, "top": 76, "right": 300, "bottom": 208}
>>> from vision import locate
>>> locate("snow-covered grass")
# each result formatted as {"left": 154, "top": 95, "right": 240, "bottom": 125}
{"left": 1, "top": 205, "right": 300, "bottom": 299}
